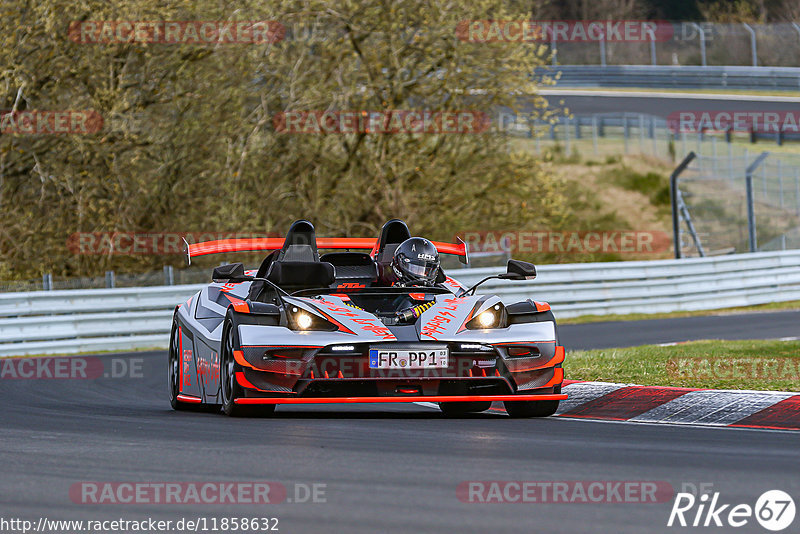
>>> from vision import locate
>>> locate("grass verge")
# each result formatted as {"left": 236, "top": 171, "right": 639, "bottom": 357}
{"left": 560, "top": 300, "right": 800, "bottom": 325}
{"left": 566, "top": 339, "right": 800, "bottom": 391}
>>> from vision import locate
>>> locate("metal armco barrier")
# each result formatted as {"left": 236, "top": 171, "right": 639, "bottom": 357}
{"left": 1, "top": 250, "right": 799, "bottom": 356}
{"left": 540, "top": 65, "right": 800, "bottom": 91}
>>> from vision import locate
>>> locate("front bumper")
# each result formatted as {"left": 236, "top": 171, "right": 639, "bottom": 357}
{"left": 234, "top": 394, "right": 567, "bottom": 405}
{"left": 233, "top": 341, "right": 566, "bottom": 402}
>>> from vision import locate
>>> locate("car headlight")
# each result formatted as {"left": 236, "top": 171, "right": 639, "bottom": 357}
{"left": 295, "top": 312, "right": 313, "bottom": 329}
{"left": 288, "top": 306, "right": 337, "bottom": 331}
{"left": 465, "top": 303, "right": 506, "bottom": 330}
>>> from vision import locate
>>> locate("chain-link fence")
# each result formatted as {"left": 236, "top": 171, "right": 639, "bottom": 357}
{"left": 675, "top": 151, "right": 800, "bottom": 257}
{"left": 504, "top": 111, "right": 800, "bottom": 257}
{"left": 549, "top": 22, "right": 800, "bottom": 67}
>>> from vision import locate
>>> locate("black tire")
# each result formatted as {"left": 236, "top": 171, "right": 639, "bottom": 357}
{"left": 503, "top": 399, "right": 559, "bottom": 418}
{"left": 169, "top": 317, "right": 220, "bottom": 412}
{"left": 220, "top": 316, "right": 276, "bottom": 417}
{"left": 439, "top": 401, "right": 492, "bottom": 416}
{"left": 168, "top": 318, "right": 193, "bottom": 411}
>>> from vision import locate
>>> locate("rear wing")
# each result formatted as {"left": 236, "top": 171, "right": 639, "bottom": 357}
{"left": 185, "top": 237, "right": 469, "bottom": 264}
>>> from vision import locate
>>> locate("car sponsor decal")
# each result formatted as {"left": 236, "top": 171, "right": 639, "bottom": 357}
{"left": 313, "top": 297, "right": 395, "bottom": 340}
{"left": 420, "top": 297, "right": 465, "bottom": 339}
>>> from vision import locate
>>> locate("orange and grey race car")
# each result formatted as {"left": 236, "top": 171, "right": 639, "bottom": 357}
{"left": 169, "top": 219, "right": 566, "bottom": 417}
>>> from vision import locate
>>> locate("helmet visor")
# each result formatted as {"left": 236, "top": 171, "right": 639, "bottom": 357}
{"left": 405, "top": 259, "right": 439, "bottom": 280}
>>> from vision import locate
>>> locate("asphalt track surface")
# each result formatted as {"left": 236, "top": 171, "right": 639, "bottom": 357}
{"left": 539, "top": 90, "right": 800, "bottom": 118}
{"left": 2, "top": 312, "right": 799, "bottom": 534}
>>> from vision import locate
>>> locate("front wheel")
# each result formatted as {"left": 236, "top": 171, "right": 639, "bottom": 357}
{"left": 503, "top": 399, "right": 559, "bottom": 418}
{"left": 168, "top": 318, "right": 193, "bottom": 411}
{"left": 220, "top": 317, "right": 275, "bottom": 417}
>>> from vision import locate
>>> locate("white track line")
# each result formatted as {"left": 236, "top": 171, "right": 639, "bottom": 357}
{"left": 630, "top": 390, "right": 794, "bottom": 426}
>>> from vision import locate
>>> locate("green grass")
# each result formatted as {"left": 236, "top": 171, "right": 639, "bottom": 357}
{"left": 567, "top": 339, "right": 800, "bottom": 391}
{"left": 560, "top": 300, "right": 800, "bottom": 325}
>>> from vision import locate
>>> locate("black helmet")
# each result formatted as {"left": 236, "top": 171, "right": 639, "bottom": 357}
{"left": 391, "top": 237, "right": 440, "bottom": 286}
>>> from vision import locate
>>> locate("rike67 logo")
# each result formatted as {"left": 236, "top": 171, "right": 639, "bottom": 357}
{"left": 668, "top": 489, "right": 795, "bottom": 531}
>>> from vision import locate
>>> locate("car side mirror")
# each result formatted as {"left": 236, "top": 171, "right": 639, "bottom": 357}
{"left": 212, "top": 263, "right": 252, "bottom": 282}
{"left": 498, "top": 259, "right": 536, "bottom": 280}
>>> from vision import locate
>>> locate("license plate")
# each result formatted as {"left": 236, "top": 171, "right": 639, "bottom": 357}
{"left": 369, "top": 348, "right": 449, "bottom": 369}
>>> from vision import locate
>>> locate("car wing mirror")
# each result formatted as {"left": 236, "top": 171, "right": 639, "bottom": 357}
{"left": 212, "top": 262, "right": 253, "bottom": 282}
{"left": 498, "top": 259, "right": 536, "bottom": 280}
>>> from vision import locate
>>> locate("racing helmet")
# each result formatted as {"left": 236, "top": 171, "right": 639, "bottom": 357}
{"left": 391, "top": 237, "right": 440, "bottom": 286}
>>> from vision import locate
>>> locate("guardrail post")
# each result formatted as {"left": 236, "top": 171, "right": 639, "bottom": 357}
{"left": 745, "top": 152, "right": 770, "bottom": 252}
{"left": 599, "top": 32, "right": 606, "bottom": 66}
{"left": 105, "top": 270, "right": 116, "bottom": 289}
{"left": 42, "top": 273, "right": 53, "bottom": 291}
{"left": 164, "top": 265, "right": 175, "bottom": 286}
{"left": 743, "top": 23, "right": 757, "bottom": 67}
{"left": 670, "top": 152, "right": 697, "bottom": 259}
{"left": 591, "top": 116, "right": 599, "bottom": 156}
{"left": 574, "top": 117, "right": 581, "bottom": 139}
{"left": 650, "top": 33, "right": 657, "bottom": 65}
{"left": 689, "top": 23, "right": 707, "bottom": 66}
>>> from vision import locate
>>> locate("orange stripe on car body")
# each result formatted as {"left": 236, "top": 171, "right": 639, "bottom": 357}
{"left": 235, "top": 393, "right": 568, "bottom": 405}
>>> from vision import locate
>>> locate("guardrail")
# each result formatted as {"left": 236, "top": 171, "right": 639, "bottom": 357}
{"left": 1, "top": 250, "right": 799, "bottom": 356}
{"left": 540, "top": 65, "right": 800, "bottom": 90}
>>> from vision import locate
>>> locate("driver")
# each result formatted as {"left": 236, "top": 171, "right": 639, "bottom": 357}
{"left": 385, "top": 237, "right": 441, "bottom": 287}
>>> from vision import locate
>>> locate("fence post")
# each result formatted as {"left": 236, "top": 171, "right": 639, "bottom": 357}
{"left": 651, "top": 117, "right": 658, "bottom": 155}
{"left": 650, "top": 33, "right": 657, "bottom": 65}
{"left": 743, "top": 23, "right": 758, "bottom": 67}
{"left": 105, "top": 270, "right": 116, "bottom": 289}
{"left": 670, "top": 152, "right": 697, "bottom": 259}
{"left": 745, "top": 152, "right": 770, "bottom": 253}
{"left": 599, "top": 32, "right": 606, "bottom": 66}
{"left": 712, "top": 137, "right": 718, "bottom": 177}
{"left": 795, "top": 168, "right": 800, "bottom": 215}
{"left": 42, "top": 273, "right": 53, "bottom": 291}
{"left": 728, "top": 141, "right": 734, "bottom": 183}
{"left": 623, "top": 116, "right": 629, "bottom": 154}
{"left": 574, "top": 117, "right": 581, "bottom": 139}
{"left": 689, "top": 23, "right": 707, "bottom": 66}
{"left": 638, "top": 115, "right": 645, "bottom": 152}
{"left": 164, "top": 265, "right": 175, "bottom": 286}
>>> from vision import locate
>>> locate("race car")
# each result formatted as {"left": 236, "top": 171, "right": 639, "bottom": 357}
{"left": 169, "top": 219, "right": 566, "bottom": 417}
